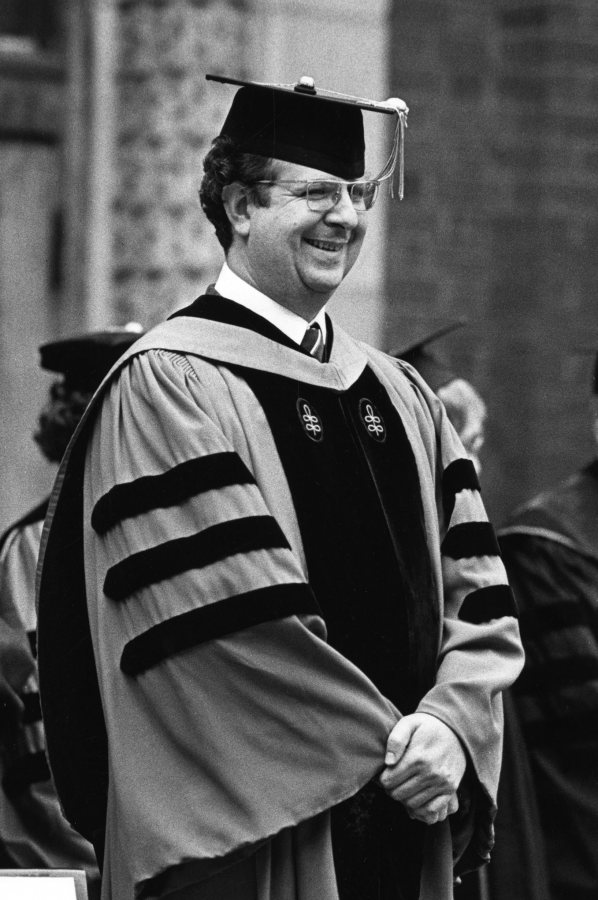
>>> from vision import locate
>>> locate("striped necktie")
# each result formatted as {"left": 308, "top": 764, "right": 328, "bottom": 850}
{"left": 300, "top": 323, "right": 325, "bottom": 362}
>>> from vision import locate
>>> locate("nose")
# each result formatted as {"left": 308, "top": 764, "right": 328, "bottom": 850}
{"left": 324, "top": 185, "right": 360, "bottom": 229}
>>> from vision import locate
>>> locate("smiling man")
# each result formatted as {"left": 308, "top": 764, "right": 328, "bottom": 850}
{"left": 37, "top": 77, "right": 523, "bottom": 900}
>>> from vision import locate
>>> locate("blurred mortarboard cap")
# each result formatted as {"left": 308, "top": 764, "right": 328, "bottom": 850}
{"left": 391, "top": 319, "right": 466, "bottom": 392}
{"left": 207, "top": 74, "right": 409, "bottom": 196}
{"left": 39, "top": 323, "right": 144, "bottom": 391}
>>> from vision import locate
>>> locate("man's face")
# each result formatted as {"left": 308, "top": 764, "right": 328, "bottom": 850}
{"left": 233, "top": 160, "right": 369, "bottom": 318}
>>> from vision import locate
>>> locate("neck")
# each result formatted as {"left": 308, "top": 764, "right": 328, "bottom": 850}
{"left": 225, "top": 252, "right": 331, "bottom": 321}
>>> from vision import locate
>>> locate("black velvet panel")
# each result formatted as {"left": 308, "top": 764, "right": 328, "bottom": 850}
{"left": 458, "top": 584, "right": 518, "bottom": 624}
{"left": 331, "top": 781, "right": 425, "bottom": 900}
{"left": 104, "top": 515, "right": 290, "bottom": 602}
{"left": 37, "top": 430, "right": 109, "bottom": 844}
{"left": 21, "top": 691, "right": 42, "bottom": 724}
{"left": 236, "top": 364, "right": 437, "bottom": 900}
{"left": 241, "top": 365, "right": 439, "bottom": 718}
{"left": 2, "top": 751, "right": 51, "bottom": 798}
{"left": 442, "top": 458, "right": 481, "bottom": 524}
{"left": 121, "top": 582, "right": 320, "bottom": 675}
{"left": 92, "top": 451, "right": 255, "bottom": 535}
{"left": 441, "top": 522, "right": 500, "bottom": 560}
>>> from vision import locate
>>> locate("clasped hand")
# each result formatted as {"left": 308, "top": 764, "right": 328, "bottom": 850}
{"left": 379, "top": 712, "right": 466, "bottom": 825}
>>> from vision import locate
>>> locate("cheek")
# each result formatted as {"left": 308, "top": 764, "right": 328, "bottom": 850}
{"left": 347, "top": 229, "right": 366, "bottom": 263}
{"left": 350, "top": 220, "right": 367, "bottom": 248}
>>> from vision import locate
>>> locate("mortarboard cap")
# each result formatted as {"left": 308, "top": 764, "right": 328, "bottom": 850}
{"left": 391, "top": 320, "right": 466, "bottom": 392}
{"left": 207, "top": 74, "right": 409, "bottom": 197}
{"left": 39, "top": 323, "right": 144, "bottom": 391}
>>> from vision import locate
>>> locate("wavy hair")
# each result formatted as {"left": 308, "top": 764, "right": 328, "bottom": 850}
{"left": 199, "top": 136, "right": 276, "bottom": 251}
{"left": 34, "top": 380, "right": 93, "bottom": 463}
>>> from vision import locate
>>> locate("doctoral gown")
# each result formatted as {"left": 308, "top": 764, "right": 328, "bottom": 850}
{"left": 36, "top": 295, "right": 523, "bottom": 900}
{"left": 491, "top": 462, "right": 598, "bottom": 900}
{"left": 0, "top": 502, "right": 99, "bottom": 888}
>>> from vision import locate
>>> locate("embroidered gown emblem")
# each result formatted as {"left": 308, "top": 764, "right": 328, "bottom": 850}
{"left": 359, "top": 399, "right": 386, "bottom": 442}
{"left": 296, "top": 398, "right": 324, "bottom": 442}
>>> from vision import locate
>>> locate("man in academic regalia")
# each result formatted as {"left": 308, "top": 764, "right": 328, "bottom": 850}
{"left": 36, "top": 75, "right": 523, "bottom": 900}
{"left": 487, "top": 351, "right": 598, "bottom": 900}
{"left": 0, "top": 326, "right": 142, "bottom": 896}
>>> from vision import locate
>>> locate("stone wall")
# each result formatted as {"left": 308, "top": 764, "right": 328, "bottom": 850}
{"left": 114, "top": 0, "right": 247, "bottom": 326}
{"left": 0, "top": 47, "right": 65, "bottom": 531}
{"left": 387, "top": 1, "right": 598, "bottom": 521}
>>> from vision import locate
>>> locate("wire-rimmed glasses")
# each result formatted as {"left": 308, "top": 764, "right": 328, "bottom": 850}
{"left": 254, "top": 179, "right": 380, "bottom": 212}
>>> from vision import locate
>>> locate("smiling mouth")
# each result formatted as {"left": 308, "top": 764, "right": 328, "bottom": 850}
{"left": 304, "top": 238, "right": 347, "bottom": 252}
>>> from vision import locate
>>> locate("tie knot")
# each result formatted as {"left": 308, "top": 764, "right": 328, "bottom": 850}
{"left": 301, "top": 323, "right": 324, "bottom": 361}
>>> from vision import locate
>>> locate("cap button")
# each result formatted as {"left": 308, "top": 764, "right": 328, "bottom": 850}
{"left": 294, "top": 75, "right": 316, "bottom": 95}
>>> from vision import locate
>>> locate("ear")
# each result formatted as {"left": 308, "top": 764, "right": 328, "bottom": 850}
{"left": 222, "top": 182, "right": 252, "bottom": 239}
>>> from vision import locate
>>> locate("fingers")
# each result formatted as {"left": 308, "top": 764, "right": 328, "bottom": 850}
{"left": 382, "top": 775, "right": 444, "bottom": 807}
{"left": 406, "top": 791, "right": 460, "bottom": 825}
{"left": 384, "top": 716, "right": 416, "bottom": 766}
{"left": 379, "top": 750, "right": 462, "bottom": 799}
{"left": 382, "top": 713, "right": 467, "bottom": 795}
{"left": 380, "top": 713, "right": 467, "bottom": 824}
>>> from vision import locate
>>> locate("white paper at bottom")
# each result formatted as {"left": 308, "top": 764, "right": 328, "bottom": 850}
{"left": 0, "top": 876, "right": 77, "bottom": 899}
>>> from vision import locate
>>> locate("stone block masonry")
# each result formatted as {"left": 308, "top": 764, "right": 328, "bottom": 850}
{"left": 114, "top": 0, "right": 247, "bottom": 326}
{"left": 387, "top": 0, "right": 598, "bottom": 522}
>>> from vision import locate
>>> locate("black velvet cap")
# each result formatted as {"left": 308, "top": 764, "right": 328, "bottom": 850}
{"left": 39, "top": 325, "right": 144, "bottom": 390}
{"left": 391, "top": 321, "right": 466, "bottom": 392}
{"left": 208, "top": 74, "right": 400, "bottom": 180}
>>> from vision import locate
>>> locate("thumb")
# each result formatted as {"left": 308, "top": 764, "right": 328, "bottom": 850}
{"left": 385, "top": 715, "right": 417, "bottom": 766}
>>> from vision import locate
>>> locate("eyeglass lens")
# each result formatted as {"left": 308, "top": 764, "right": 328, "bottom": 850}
{"left": 306, "top": 181, "right": 378, "bottom": 211}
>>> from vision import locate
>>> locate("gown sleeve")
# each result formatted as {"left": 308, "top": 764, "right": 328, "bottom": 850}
{"left": 383, "top": 359, "right": 524, "bottom": 871}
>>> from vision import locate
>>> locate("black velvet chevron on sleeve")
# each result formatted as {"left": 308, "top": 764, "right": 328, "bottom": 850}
{"left": 91, "top": 451, "right": 256, "bottom": 535}
{"left": 121, "top": 582, "right": 321, "bottom": 675}
{"left": 442, "top": 458, "right": 481, "bottom": 524}
{"left": 20, "top": 691, "right": 42, "bottom": 725}
{"left": 458, "top": 584, "right": 518, "bottom": 623}
{"left": 27, "top": 630, "right": 37, "bottom": 659}
{"left": 104, "top": 515, "right": 290, "bottom": 602}
{"left": 441, "top": 522, "right": 501, "bottom": 559}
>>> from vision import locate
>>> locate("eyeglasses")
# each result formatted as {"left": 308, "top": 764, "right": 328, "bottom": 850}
{"left": 254, "top": 179, "right": 380, "bottom": 212}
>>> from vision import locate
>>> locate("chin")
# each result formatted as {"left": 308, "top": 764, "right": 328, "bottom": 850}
{"left": 305, "top": 269, "right": 346, "bottom": 294}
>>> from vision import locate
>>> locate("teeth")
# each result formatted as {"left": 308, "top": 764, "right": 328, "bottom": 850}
{"left": 307, "top": 239, "right": 344, "bottom": 251}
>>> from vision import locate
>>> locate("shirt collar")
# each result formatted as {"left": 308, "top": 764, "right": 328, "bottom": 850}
{"left": 214, "top": 263, "right": 327, "bottom": 346}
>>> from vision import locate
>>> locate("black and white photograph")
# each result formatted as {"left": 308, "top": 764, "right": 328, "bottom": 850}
{"left": 0, "top": 2, "right": 596, "bottom": 899}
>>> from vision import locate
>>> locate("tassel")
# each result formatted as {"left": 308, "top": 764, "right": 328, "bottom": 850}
{"left": 375, "top": 98, "right": 409, "bottom": 200}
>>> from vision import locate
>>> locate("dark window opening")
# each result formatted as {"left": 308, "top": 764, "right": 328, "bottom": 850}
{"left": 0, "top": 0, "right": 61, "bottom": 53}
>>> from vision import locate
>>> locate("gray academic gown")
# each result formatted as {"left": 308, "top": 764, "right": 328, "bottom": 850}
{"left": 36, "top": 313, "right": 523, "bottom": 900}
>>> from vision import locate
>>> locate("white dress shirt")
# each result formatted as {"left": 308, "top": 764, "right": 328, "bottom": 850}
{"left": 214, "top": 263, "right": 328, "bottom": 346}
